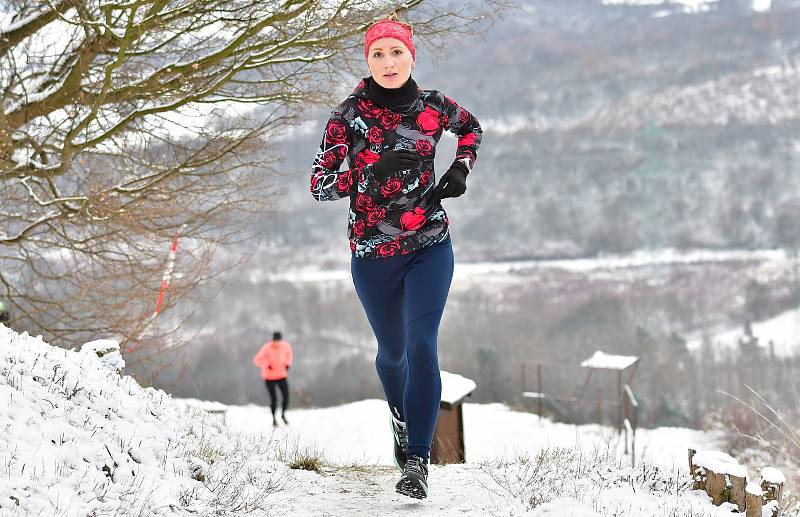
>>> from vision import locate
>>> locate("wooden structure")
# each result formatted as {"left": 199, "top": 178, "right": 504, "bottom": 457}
{"left": 431, "top": 370, "right": 476, "bottom": 465}
{"left": 689, "top": 448, "right": 785, "bottom": 516}
{"left": 578, "top": 351, "right": 640, "bottom": 433}
{"left": 521, "top": 351, "right": 640, "bottom": 466}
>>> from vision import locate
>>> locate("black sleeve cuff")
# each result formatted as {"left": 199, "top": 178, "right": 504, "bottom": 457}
{"left": 450, "top": 159, "right": 470, "bottom": 177}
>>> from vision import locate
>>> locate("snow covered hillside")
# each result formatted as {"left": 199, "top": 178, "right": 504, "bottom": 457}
{"left": 686, "top": 305, "right": 800, "bottom": 357}
{"left": 0, "top": 326, "right": 287, "bottom": 516}
{"left": 0, "top": 325, "right": 774, "bottom": 516}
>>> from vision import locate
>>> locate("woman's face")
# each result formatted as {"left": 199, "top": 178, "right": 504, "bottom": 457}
{"left": 367, "top": 37, "right": 414, "bottom": 89}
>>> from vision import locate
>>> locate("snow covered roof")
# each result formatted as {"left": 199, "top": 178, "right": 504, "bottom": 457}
{"left": 580, "top": 351, "right": 639, "bottom": 371}
{"left": 440, "top": 370, "right": 476, "bottom": 408}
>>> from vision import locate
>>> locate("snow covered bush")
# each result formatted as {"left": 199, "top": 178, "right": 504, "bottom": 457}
{"left": 0, "top": 326, "right": 288, "bottom": 516}
{"left": 479, "top": 446, "right": 735, "bottom": 517}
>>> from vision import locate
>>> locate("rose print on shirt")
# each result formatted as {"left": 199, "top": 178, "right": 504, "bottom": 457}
{"left": 337, "top": 170, "right": 353, "bottom": 192}
{"left": 415, "top": 139, "right": 433, "bottom": 156}
{"left": 368, "top": 126, "right": 384, "bottom": 146}
{"left": 355, "top": 148, "right": 380, "bottom": 169}
{"left": 459, "top": 107, "right": 469, "bottom": 126}
{"left": 320, "top": 150, "right": 339, "bottom": 170}
{"left": 379, "top": 110, "right": 402, "bottom": 130}
{"left": 355, "top": 193, "right": 376, "bottom": 212}
{"left": 458, "top": 133, "right": 479, "bottom": 147}
{"left": 325, "top": 120, "right": 348, "bottom": 145}
{"left": 353, "top": 219, "right": 366, "bottom": 238}
{"left": 417, "top": 106, "right": 441, "bottom": 136}
{"left": 366, "top": 206, "right": 388, "bottom": 226}
{"left": 358, "top": 99, "right": 383, "bottom": 119}
{"left": 419, "top": 171, "right": 432, "bottom": 187}
{"left": 376, "top": 240, "right": 401, "bottom": 257}
{"left": 380, "top": 177, "right": 403, "bottom": 197}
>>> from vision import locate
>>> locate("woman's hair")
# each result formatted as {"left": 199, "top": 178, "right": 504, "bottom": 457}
{"left": 382, "top": 11, "right": 413, "bottom": 34}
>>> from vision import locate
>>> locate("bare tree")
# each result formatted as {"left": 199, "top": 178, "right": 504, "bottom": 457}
{"left": 0, "top": 0, "right": 509, "bottom": 365}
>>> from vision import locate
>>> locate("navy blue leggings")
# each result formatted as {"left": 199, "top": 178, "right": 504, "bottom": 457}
{"left": 351, "top": 239, "right": 454, "bottom": 460}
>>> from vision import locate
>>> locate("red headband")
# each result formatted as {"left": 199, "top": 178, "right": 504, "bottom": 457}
{"left": 364, "top": 20, "right": 415, "bottom": 60}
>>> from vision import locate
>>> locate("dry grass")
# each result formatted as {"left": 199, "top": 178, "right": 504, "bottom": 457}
{"left": 288, "top": 454, "right": 324, "bottom": 473}
{"left": 477, "top": 444, "right": 726, "bottom": 517}
{"left": 274, "top": 436, "right": 327, "bottom": 474}
{"left": 719, "top": 383, "right": 800, "bottom": 517}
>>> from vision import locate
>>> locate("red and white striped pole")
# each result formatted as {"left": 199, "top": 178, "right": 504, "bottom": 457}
{"left": 127, "top": 224, "right": 187, "bottom": 353}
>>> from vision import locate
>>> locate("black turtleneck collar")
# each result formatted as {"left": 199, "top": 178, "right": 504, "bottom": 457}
{"left": 365, "top": 76, "right": 419, "bottom": 111}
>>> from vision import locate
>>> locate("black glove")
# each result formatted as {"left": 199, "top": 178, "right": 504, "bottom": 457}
{"left": 372, "top": 150, "right": 421, "bottom": 182}
{"left": 431, "top": 160, "right": 468, "bottom": 203}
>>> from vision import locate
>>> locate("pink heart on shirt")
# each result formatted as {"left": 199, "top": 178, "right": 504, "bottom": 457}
{"left": 400, "top": 207, "right": 427, "bottom": 231}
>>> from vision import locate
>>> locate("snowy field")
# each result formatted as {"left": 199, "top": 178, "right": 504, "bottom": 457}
{"left": 600, "top": 0, "right": 772, "bottom": 14}
{"left": 3, "top": 324, "right": 777, "bottom": 516}
{"left": 221, "top": 399, "right": 723, "bottom": 473}
{"left": 247, "top": 247, "right": 791, "bottom": 284}
{"left": 686, "top": 306, "right": 800, "bottom": 357}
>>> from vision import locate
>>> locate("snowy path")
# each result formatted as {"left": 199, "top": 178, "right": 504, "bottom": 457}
{"left": 275, "top": 458, "right": 733, "bottom": 517}
{"left": 279, "top": 464, "right": 511, "bottom": 517}
{"left": 218, "top": 400, "right": 731, "bottom": 516}
{"left": 223, "top": 399, "right": 724, "bottom": 472}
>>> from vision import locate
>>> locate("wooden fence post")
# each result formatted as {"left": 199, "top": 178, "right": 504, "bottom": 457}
{"left": 746, "top": 482, "right": 763, "bottom": 517}
{"left": 537, "top": 363, "right": 543, "bottom": 418}
{"left": 761, "top": 467, "right": 786, "bottom": 517}
{"left": 730, "top": 474, "right": 746, "bottom": 512}
{"left": 690, "top": 450, "right": 784, "bottom": 516}
{"left": 690, "top": 449, "right": 748, "bottom": 507}
{"left": 688, "top": 448, "right": 703, "bottom": 490}
{"left": 706, "top": 469, "right": 727, "bottom": 505}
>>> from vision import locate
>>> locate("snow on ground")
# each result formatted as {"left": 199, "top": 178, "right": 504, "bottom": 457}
{"left": 0, "top": 326, "right": 290, "bottom": 516}
{"left": 0, "top": 325, "right": 761, "bottom": 516}
{"left": 223, "top": 399, "right": 724, "bottom": 473}
{"left": 602, "top": 0, "right": 774, "bottom": 16}
{"left": 686, "top": 306, "right": 800, "bottom": 358}
{"left": 600, "top": 0, "right": 716, "bottom": 13}
{"left": 272, "top": 458, "right": 734, "bottom": 517}
{"left": 248, "top": 247, "right": 790, "bottom": 284}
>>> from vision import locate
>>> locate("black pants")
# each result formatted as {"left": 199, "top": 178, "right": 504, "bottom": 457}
{"left": 265, "top": 378, "right": 289, "bottom": 417}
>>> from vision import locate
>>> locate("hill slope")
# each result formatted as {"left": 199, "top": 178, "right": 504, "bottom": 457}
{"left": 0, "top": 325, "right": 747, "bottom": 516}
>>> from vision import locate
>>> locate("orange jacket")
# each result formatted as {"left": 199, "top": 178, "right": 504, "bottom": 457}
{"left": 252, "top": 340, "right": 293, "bottom": 380}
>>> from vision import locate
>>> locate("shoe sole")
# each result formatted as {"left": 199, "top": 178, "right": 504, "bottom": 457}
{"left": 396, "top": 478, "right": 427, "bottom": 499}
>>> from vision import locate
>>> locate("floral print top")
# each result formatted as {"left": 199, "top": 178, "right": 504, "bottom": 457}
{"left": 310, "top": 78, "right": 482, "bottom": 259}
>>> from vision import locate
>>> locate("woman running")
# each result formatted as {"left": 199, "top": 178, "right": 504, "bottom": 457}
{"left": 309, "top": 15, "right": 482, "bottom": 499}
